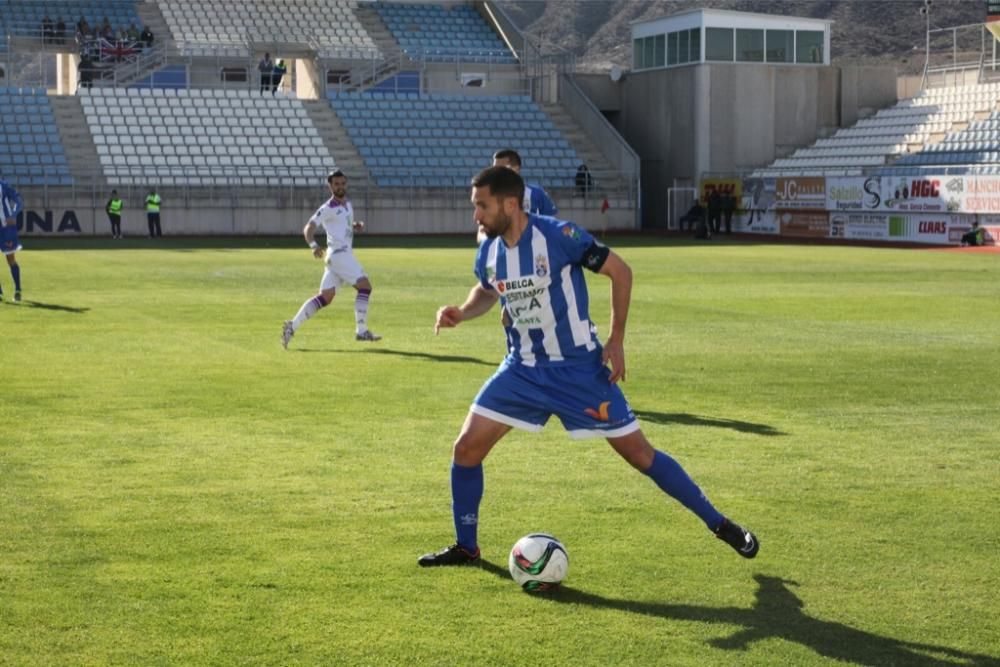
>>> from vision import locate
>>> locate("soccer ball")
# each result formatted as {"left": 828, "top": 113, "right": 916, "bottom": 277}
{"left": 508, "top": 533, "right": 569, "bottom": 591}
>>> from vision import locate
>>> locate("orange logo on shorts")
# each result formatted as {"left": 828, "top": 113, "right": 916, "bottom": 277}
{"left": 584, "top": 401, "right": 610, "bottom": 421}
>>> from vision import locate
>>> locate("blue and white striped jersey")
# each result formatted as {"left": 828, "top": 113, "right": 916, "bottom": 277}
{"left": 475, "top": 214, "right": 601, "bottom": 367}
{"left": 1, "top": 179, "right": 24, "bottom": 220}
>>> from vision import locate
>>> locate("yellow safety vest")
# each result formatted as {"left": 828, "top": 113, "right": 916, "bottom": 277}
{"left": 145, "top": 194, "right": 161, "bottom": 212}
{"left": 108, "top": 198, "right": 123, "bottom": 214}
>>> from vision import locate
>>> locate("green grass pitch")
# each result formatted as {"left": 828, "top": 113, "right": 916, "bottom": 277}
{"left": 2, "top": 235, "right": 998, "bottom": 666}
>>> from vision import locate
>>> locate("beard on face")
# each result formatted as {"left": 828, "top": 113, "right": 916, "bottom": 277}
{"left": 482, "top": 209, "right": 511, "bottom": 238}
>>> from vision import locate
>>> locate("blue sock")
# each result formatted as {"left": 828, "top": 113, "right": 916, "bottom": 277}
{"left": 10, "top": 264, "right": 20, "bottom": 291}
{"left": 644, "top": 450, "right": 725, "bottom": 530}
{"left": 451, "top": 462, "right": 483, "bottom": 551}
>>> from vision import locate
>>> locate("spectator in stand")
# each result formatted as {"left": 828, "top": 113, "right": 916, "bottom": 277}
{"left": 272, "top": 59, "right": 287, "bottom": 95}
{"left": 575, "top": 163, "right": 594, "bottom": 196}
{"left": 960, "top": 221, "right": 985, "bottom": 247}
{"left": 41, "top": 16, "right": 54, "bottom": 44}
{"left": 258, "top": 53, "right": 274, "bottom": 95}
{"left": 140, "top": 26, "right": 154, "bottom": 49}
{"left": 78, "top": 53, "right": 94, "bottom": 89}
{"left": 100, "top": 17, "right": 113, "bottom": 38}
{"left": 55, "top": 18, "right": 67, "bottom": 44}
{"left": 126, "top": 23, "right": 139, "bottom": 41}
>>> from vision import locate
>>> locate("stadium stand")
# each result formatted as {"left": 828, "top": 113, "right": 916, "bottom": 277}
{"left": 0, "top": 0, "right": 141, "bottom": 37}
{"left": 329, "top": 91, "right": 580, "bottom": 188}
{"left": 374, "top": 2, "right": 516, "bottom": 63}
{"left": 159, "top": 0, "right": 379, "bottom": 57}
{"left": 0, "top": 86, "right": 73, "bottom": 186}
{"left": 80, "top": 87, "right": 336, "bottom": 186}
{"left": 755, "top": 81, "right": 1000, "bottom": 177}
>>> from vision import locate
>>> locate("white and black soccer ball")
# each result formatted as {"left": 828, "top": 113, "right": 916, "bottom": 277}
{"left": 508, "top": 533, "right": 568, "bottom": 591}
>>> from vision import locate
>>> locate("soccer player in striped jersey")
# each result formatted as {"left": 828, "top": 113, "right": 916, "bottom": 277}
{"left": 1, "top": 178, "right": 25, "bottom": 302}
{"left": 418, "top": 166, "right": 759, "bottom": 567}
{"left": 281, "top": 170, "right": 381, "bottom": 348}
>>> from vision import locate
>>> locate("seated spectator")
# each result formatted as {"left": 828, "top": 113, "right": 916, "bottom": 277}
{"left": 575, "top": 163, "right": 594, "bottom": 196}
{"left": 961, "top": 221, "right": 985, "bottom": 247}
{"left": 678, "top": 200, "right": 706, "bottom": 233}
{"left": 126, "top": 23, "right": 139, "bottom": 41}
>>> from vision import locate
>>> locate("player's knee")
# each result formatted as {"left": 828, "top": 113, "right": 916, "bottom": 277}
{"left": 452, "top": 434, "right": 487, "bottom": 466}
{"left": 609, "top": 433, "right": 655, "bottom": 470}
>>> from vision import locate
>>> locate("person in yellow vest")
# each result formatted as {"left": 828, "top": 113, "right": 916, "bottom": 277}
{"left": 105, "top": 189, "right": 124, "bottom": 238}
{"left": 145, "top": 188, "right": 162, "bottom": 237}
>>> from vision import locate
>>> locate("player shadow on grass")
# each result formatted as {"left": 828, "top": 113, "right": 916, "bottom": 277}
{"left": 477, "top": 562, "right": 994, "bottom": 666}
{"left": 296, "top": 347, "right": 495, "bottom": 366}
{"left": 6, "top": 300, "right": 90, "bottom": 313}
{"left": 634, "top": 410, "right": 786, "bottom": 437}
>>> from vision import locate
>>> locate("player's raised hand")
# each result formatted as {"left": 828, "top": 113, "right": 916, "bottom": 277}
{"left": 312, "top": 245, "right": 325, "bottom": 259}
{"left": 602, "top": 336, "right": 626, "bottom": 383}
{"left": 435, "top": 305, "right": 462, "bottom": 335}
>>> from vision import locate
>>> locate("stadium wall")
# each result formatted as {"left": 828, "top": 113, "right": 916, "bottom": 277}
{"left": 581, "top": 62, "right": 896, "bottom": 228}
{"left": 13, "top": 196, "right": 633, "bottom": 237}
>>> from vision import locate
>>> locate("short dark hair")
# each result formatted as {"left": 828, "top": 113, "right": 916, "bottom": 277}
{"left": 492, "top": 148, "right": 522, "bottom": 168}
{"left": 472, "top": 165, "right": 525, "bottom": 205}
{"left": 327, "top": 169, "right": 346, "bottom": 183}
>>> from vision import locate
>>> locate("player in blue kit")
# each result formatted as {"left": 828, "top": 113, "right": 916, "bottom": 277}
{"left": 419, "top": 166, "right": 759, "bottom": 567}
{"left": 1, "top": 178, "right": 25, "bottom": 302}
{"left": 492, "top": 148, "right": 557, "bottom": 216}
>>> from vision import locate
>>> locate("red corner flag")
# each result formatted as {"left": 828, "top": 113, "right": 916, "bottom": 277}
{"left": 600, "top": 198, "right": 610, "bottom": 213}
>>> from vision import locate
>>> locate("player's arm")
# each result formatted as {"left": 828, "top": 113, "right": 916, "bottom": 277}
{"left": 303, "top": 221, "right": 323, "bottom": 259}
{"left": 435, "top": 284, "right": 499, "bottom": 335}
{"left": 596, "top": 249, "right": 632, "bottom": 383}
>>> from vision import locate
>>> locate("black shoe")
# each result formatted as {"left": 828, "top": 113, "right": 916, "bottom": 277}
{"left": 715, "top": 519, "right": 759, "bottom": 559}
{"left": 418, "top": 543, "right": 481, "bottom": 567}
{"left": 13, "top": 291, "right": 21, "bottom": 303}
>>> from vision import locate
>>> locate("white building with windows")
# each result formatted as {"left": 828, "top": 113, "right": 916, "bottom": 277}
{"left": 631, "top": 8, "right": 831, "bottom": 71}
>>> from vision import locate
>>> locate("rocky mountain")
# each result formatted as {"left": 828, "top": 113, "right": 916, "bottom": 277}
{"left": 497, "top": 0, "right": 989, "bottom": 74}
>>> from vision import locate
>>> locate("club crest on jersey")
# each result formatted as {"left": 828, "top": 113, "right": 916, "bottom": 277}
{"left": 535, "top": 254, "right": 548, "bottom": 277}
{"left": 561, "top": 225, "right": 582, "bottom": 240}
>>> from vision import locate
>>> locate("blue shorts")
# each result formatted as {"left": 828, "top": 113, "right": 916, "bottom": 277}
{"left": 1, "top": 224, "right": 21, "bottom": 256}
{"left": 471, "top": 359, "right": 639, "bottom": 439}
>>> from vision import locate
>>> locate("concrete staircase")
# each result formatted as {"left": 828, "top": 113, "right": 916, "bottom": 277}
{"left": 301, "top": 99, "right": 368, "bottom": 180}
{"left": 542, "top": 102, "right": 622, "bottom": 194}
{"left": 49, "top": 95, "right": 105, "bottom": 188}
{"left": 353, "top": 4, "right": 400, "bottom": 60}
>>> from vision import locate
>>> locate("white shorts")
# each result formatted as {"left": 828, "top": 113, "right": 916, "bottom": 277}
{"left": 320, "top": 249, "right": 366, "bottom": 291}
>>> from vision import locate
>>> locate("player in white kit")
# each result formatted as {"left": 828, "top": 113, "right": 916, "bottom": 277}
{"left": 281, "top": 170, "right": 381, "bottom": 348}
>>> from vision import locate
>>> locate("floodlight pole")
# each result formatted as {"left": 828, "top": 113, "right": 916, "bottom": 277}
{"left": 920, "top": 0, "right": 932, "bottom": 88}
